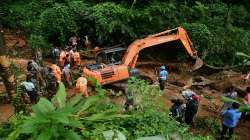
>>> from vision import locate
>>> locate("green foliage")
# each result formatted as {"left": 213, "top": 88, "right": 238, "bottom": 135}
{"left": 28, "top": 34, "right": 51, "bottom": 49}
{"left": 128, "top": 77, "right": 163, "bottom": 110}
{"left": 3, "top": 82, "right": 126, "bottom": 140}
{"left": 40, "top": 4, "right": 78, "bottom": 46}
{"left": 2, "top": 0, "right": 249, "bottom": 66}
{"left": 196, "top": 117, "right": 221, "bottom": 137}
{"left": 221, "top": 96, "right": 250, "bottom": 112}
{"left": 90, "top": 2, "right": 135, "bottom": 43}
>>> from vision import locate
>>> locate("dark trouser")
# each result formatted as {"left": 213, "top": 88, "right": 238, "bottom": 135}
{"left": 159, "top": 79, "right": 165, "bottom": 90}
{"left": 220, "top": 124, "right": 234, "bottom": 140}
{"left": 27, "top": 90, "right": 38, "bottom": 103}
{"left": 185, "top": 113, "right": 195, "bottom": 125}
{"left": 47, "top": 83, "right": 57, "bottom": 100}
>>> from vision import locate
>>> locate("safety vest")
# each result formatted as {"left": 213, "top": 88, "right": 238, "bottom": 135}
{"left": 73, "top": 52, "right": 81, "bottom": 66}
{"left": 51, "top": 64, "right": 61, "bottom": 82}
{"left": 59, "top": 51, "right": 66, "bottom": 67}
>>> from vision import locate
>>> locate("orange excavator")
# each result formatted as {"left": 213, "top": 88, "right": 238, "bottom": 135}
{"left": 83, "top": 27, "right": 203, "bottom": 86}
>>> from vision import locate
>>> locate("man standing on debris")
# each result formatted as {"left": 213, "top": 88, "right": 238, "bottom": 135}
{"left": 69, "top": 35, "right": 79, "bottom": 50}
{"left": 76, "top": 76, "right": 88, "bottom": 97}
{"left": 47, "top": 67, "right": 58, "bottom": 100}
{"left": 35, "top": 48, "right": 43, "bottom": 66}
{"left": 59, "top": 49, "right": 67, "bottom": 67}
{"left": 52, "top": 47, "right": 60, "bottom": 64}
{"left": 184, "top": 94, "right": 199, "bottom": 125}
{"left": 20, "top": 78, "right": 38, "bottom": 104}
{"left": 27, "top": 60, "right": 39, "bottom": 72}
{"left": 27, "top": 60, "right": 41, "bottom": 91}
{"left": 72, "top": 49, "right": 81, "bottom": 67}
{"left": 62, "top": 63, "right": 72, "bottom": 87}
{"left": 220, "top": 102, "right": 241, "bottom": 140}
{"left": 50, "top": 64, "right": 61, "bottom": 82}
{"left": 158, "top": 65, "right": 168, "bottom": 90}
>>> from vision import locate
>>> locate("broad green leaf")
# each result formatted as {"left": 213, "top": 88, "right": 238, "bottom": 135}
{"left": 20, "top": 118, "right": 36, "bottom": 134}
{"left": 68, "top": 94, "right": 83, "bottom": 107}
{"left": 220, "top": 96, "right": 241, "bottom": 104}
{"left": 6, "top": 130, "right": 20, "bottom": 140}
{"left": 77, "top": 96, "right": 101, "bottom": 114}
{"left": 236, "top": 52, "right": 250, "bottom": 59}
{"left": 32, "top": 98, "right": 55, "bottom": 115}
{"left": 52, "top": 82, "right": 66, "bottom": 108}
{"left": 239, "top": 105, "right": 250, "bottom": 112}
{"left": 67, "top": 119, "right": 84, "bottom": 128}
{"left": 82, "top": 110, "right": 129, "bottom": 122}
{"left": 63, "top": 131, "right": 82, "bottom": 140}
{"left": 37, "top": 128, "right": 53, "bottom": 140}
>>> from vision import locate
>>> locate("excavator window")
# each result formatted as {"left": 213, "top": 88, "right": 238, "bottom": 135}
{"left": 96, "top": 47, "right": 126, "bottom": 65}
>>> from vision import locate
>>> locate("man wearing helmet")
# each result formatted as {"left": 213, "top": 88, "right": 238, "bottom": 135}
{"left": 158, "top": 65, "right": 168, "bottom": 90}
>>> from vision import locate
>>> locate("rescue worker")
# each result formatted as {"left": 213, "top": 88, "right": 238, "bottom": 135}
{"left": 62, "top": 63, "right": 72, "bottom": 87}
{"left": 220, "top": 102, "right": 241, "bottom": 140}
{"left": 47, "top": 67, "right": 58, "bottom": 100}
{"left": 84, "top": 35, "right": 92, "bottom": 50}
{"left": 27, "top": 60, "right": 47, "bottom": 93}
{"left": 52, "top": 47, "right": 60, "bottom": 64}
{"left": 69, "top": 35, "right": 79, "bottom": 49}
{"left": 59, "top": 49, "right": 67, "bottom": 67}
{"left": 27, "top": 60, "right": 39, "bottom": 72}
{"left": 184, "top": 94, "right": 199, "bottom": 125}
{"left": 50, "top": 64, "right": 61, "bottom": 82}
{"left": 20, "top": 78, "right": 38, "bottom": 104}
{"left": 72, "top": 49, "right": 81, "bottom": 67}
{"left": 75, "top": 76, "right": 88, "bottom": 97}
{"left": 170, "top": 99, "right": 186, "bottom": 122}
{"left": 35, "top": 48, "right": 43, "bottom": 66}
{"left": 158, "top": 65, "right": 168, "bottom": 90}
{"left": 64, "top": 54, "right": 71, "bottom": 67}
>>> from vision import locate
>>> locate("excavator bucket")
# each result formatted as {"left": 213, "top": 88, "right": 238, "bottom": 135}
{"left": 192, "top": 57, "right": 203, "bottom": 71}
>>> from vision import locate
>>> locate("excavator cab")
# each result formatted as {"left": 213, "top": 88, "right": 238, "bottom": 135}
{"left": 96, "top": 47, "right": 126, "bottom": 65}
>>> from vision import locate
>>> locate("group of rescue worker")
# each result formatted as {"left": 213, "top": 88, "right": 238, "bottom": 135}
{"left": 20, "top": 36, "right": 89, "bottom": 104}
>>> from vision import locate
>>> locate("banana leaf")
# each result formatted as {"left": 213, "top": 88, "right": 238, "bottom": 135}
{"left": 52, "top": 82, "right": 66, "bottom": 108}
{"left": 236, "top": 52, "right": 250, "bottom": 59}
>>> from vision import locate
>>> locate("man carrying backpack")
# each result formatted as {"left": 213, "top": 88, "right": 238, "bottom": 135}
{"left": 220, "top": 102, "right": 241, "bottom": 140}
{"left": 184, "top": 94, "right": 199, "bottom": 125}
{"left": 20, "top": 78, "right": 38, "bottom": 104}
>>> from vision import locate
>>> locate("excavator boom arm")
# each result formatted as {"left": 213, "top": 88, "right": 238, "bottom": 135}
{"left": 122, "top": 27, "right": 197, "bottom": 68}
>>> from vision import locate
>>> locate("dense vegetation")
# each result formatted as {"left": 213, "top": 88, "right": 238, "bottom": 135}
{"left": 1, "top": 0, "right": 250, "bottom": 66}
{"left": 0, "top": 79, "right": 212, "bottom": 140}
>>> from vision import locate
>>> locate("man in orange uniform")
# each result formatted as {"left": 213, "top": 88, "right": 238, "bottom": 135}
{"left": 59, "top": 50, "right": 66, "bottom": 67}
{"left": 73, "top": 50, "right": 81, "bottom": 67}
{"left": 75, "top": 77, "right": 88, "bottom": 97}
{"left": 50, "top": 64, "right": 61, "bottom": 82}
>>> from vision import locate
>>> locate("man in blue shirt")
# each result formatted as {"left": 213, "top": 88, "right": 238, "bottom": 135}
{"left": 220, "top": 102, "right": 241, "bottom": 140}
{"left": 159, "top": 66, "right": 168, "bottom": 90}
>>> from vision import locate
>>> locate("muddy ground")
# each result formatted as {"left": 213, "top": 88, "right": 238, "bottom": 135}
{"left": 0, "top": 30, "right": 249, "bottom": 139}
